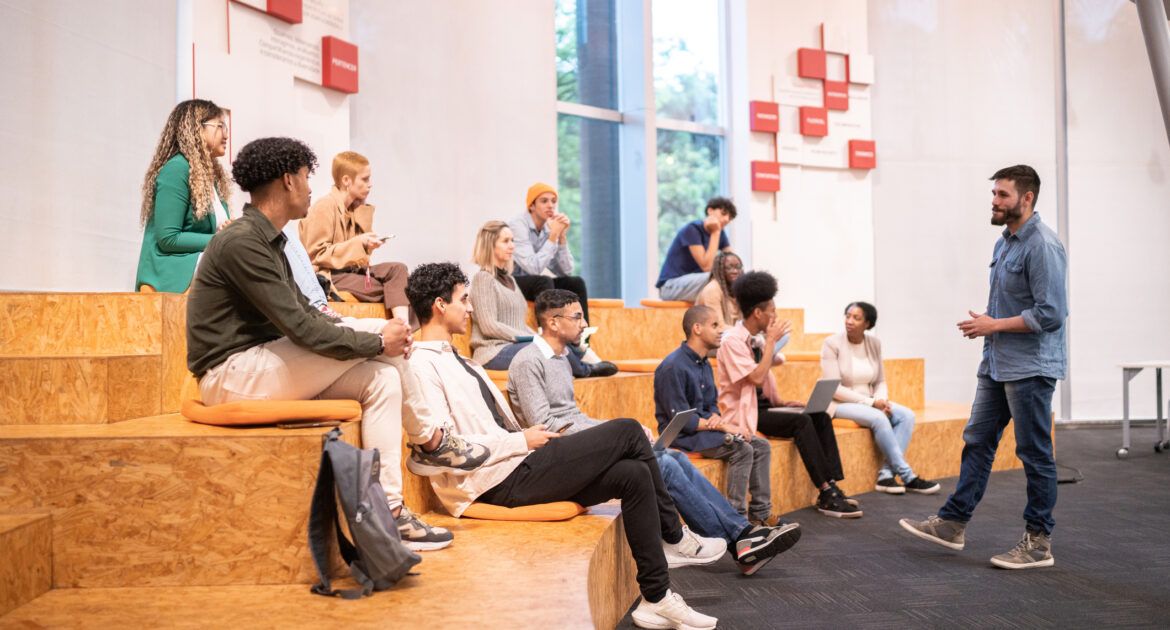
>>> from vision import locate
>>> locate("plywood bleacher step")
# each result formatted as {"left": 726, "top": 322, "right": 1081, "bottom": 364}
{"left": 0, "top": 513, "right": 52, "bottom": 617}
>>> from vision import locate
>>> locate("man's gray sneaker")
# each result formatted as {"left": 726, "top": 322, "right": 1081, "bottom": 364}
{"left": 406, "top": 431, "right": 490, "bottom": 476}
{"left": 899, "top": 515, "right": 966, "bottom": 550}
{"left": 991, "top": 531, "right": 1054, "bottom": 569}
{"left": 395, "top": 506, "right": 454, "bottom": 551}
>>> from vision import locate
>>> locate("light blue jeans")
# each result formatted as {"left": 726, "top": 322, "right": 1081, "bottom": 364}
{"left": 656, "top": 449, "right": 750, "bottom": 544}
{"left": 834, "top": 402, "right": 917, "bottom": 482}
{"left": 658, "top": 271, "right": 710, "bottom": 302}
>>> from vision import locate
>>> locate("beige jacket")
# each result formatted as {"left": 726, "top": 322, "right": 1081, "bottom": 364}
{"left": 695, "top": 278, "right": 740, "bottom": 332}
{"left": 298, "top": 187, "right": 376, "bottom": 280}
{"left": 820, "top": 331, "right": 889, "bottom": 417}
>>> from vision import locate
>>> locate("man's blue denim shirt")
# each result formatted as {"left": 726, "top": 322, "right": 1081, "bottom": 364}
{"left": 979, "top": 213, "right": 1068, "bottom": 382}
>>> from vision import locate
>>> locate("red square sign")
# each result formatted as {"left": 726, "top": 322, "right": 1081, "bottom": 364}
{"left": 751, "top": 161, "right": 781, "bottom": 192}
{"left": 799, "top": 107, "right": 828, "bottom": 137}
{"left": 749, "top": 101, "right": 779, "bottom": 133}
{"left": 849, "top": 140, "right": 876, "bottom": 169}
{"left": 266, "top": 0, "right": 302, "bottom": 24}
{"left": 321, "top": 36, "right": 359, "bottom": 94}
{"left": 797, "top": 48, "right": 826, "bottom": 79}
{"left": 823, "top": 80, "right": 849, "bottom": 111}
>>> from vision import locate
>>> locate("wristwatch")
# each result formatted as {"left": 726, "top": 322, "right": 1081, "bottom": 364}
{"left": 376, "top": 332, "right": 385, "bottom": 354}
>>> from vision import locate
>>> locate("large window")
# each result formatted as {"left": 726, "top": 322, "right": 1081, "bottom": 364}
{"left": 556, "top": 0, "right": 726, "bottom": 298}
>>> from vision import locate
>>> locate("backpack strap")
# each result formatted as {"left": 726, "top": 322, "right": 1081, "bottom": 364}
{"left": 308, "top": 429, "right": 373, "bottom": 599}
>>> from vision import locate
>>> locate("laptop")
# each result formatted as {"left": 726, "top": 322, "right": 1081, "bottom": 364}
{"left": 653, "top": 409, "right": 698, "bottom": 451}
{"left": 769, "top": 378, "right": 840, "bottom": 415}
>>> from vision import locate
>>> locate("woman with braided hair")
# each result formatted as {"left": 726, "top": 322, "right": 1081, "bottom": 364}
{"left": 695, "top": 250, "right": 743, "bottom": 333}
{"left": 135, "top": 99, "right": 232, "bottom": 292}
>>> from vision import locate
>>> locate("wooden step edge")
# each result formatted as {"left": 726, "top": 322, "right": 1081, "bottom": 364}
{"left": 0, "top": 512, "right": 53, "bottom": 617}
{"left": 0, "top": 414, "right": 361, "bottom": 440}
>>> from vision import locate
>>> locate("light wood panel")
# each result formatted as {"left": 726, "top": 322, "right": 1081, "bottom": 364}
{"left": 574, "top": 373, "right": 657, "bottom": 430}
{"left": 0, "top": 415, "right": 360, "bottom": 588}
{"left": 106, "top": 355, "right": 163, "bottom": 421}
{"left": 589, "top": 307, "right": 688, "bottom": 361}
{"left": 0, "top": 355, "right": 161, "bottom": 425}
{"left": 329, "top": 302, "right": 387, "bottom": 319}
{"left": 768, "top": 358, "right": 923, "bottom": 409}
{"left": 0, "top": 513, "right": 52, "bottom": 617}
{"left": 160, "top": 293, "right": 188, "bottom": 413}
{"left": 0, "top": 293, "right": 162, "bottom": 356}
{"left": 1, "top": 510, "right": 633, "bottom": 630}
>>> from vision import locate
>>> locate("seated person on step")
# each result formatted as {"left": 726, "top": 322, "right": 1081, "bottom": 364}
{"left": 299, "top": 151, "right": 411, "bottom": 321}
{"left": 508, "top": 289, "right": 800, "bottom": 576}
{"left": 468, "top": 220, "right": 615, "bottom": 377}
{"left": 822, "top": 301, "right": 939, "bottom": 495}
{"left": 655, "top": 305, "right": 775, "bottom": 529}
{"left": 716, "top": 270, "right": 862, "bottom": 519}
{"left": 695, "top": 251, "right": 743, "bottom": 334}
{"left": 508, "top": 182, "right": 592, "bottom": 323}
{"left": 403, "top": 262, "right": 720, "bottom": 629}
{"left": 655, "top": 197, "right": 737, "bottom": 303}
{"left": 186, "top": 137, "right": 488, "bottom": 552}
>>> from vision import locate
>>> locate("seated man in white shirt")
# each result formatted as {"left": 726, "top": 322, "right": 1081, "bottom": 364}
{"left": 404, "top": 261, "right": 720, "bottom": 630}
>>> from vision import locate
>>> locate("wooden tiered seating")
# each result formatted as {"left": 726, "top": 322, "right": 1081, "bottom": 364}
{"left": 0, "top": 292, "right": 1022, "bottom": 628}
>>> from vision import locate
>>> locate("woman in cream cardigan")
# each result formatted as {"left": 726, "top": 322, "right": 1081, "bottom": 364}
{"left": 821, "top": 302, "right": 940, "bottom": 495}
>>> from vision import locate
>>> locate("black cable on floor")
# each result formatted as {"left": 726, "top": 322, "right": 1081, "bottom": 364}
{"left": 1056, "top": 460, "right": 1084, "bottom": 484}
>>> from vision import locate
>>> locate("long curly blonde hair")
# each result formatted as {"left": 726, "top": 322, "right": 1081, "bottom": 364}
{"left": 139, "top": 99, "right": 230, "bottom": 226}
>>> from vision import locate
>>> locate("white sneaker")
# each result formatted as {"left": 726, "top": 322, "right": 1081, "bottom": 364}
{"left": 663, "top": 526, "right": 726, "bottom": 568}
{"left": 631, "top": 589, "right": 717, "bottom": 630}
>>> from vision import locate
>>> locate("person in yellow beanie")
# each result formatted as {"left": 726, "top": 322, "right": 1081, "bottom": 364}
{"left": 507, "top": 182, "right": 590, "bottom": 321}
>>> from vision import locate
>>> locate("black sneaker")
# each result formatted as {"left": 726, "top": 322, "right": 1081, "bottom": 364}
{"left": 875, "top": 477, "right": 906, "bottom": 494}
{"left": 586, "top": 361, "right": 619, "bottom": 377}
{"left": 829, "top": 481, "right": 861, "bottom": 507}
{"left": 406, "top": 431, "right": 490, "bottom": 476}
{"left": 734, "top": 522, "right": 801, "bottom": 575}
{"left": 817, "top": 487, "right": 862, "bottom": 518}
{"left": 903, "top": 476, "right": 941, "bottom": 494}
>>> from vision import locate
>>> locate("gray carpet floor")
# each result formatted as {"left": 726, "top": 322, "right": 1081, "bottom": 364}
{"left": 619, "top": 426, "right": 1170, "bottom": 629}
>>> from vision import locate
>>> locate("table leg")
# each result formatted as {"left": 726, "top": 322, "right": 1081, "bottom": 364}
{"left": 1157, "top": 368, "right": 1167, "bottom": 453}
{"left": 1120, "top": 368, "right": 1138, "bottom": 458}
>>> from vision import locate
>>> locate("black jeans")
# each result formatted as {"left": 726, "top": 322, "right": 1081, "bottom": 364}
{"left": 514, "top": 275, "right": 590, "bottom": 322}
{"left": 757, "top": 405, "right": 844, "bottom": 489}
{"left": 478, "top": 419, "right": 681, "bottom": 601}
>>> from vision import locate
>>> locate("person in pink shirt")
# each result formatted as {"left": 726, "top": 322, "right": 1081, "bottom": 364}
{"left": 715, "top": 271, "right": 861, "bottom": 518}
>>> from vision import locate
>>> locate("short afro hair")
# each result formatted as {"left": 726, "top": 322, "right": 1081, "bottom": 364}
{"left": 682, "top": 305, "right": 715, "bottom": 338}
{"left": 844, "top": 301, "right": 878, "bottom": 330}
{"left": 231, "top": 137, "right": 318, "bottom": 192}
{"left": 534, "top": 288, "right": 580, "bottom": 327}
{"left": 732, "top": 271, "right": 777, "bottom": 318}
{"left": 406, "top": 262, "right": 468, "bottom": 325}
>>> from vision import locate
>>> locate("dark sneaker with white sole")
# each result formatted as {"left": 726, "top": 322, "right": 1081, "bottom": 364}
{"left": 903, "top": 476, "right": 941, "bottom": 494}
{"left": 991, "top": 531, "right": 1054, "bottom": 569}
{"left": 395, "top": 506, "right": 454, "bottom": 551}
{"left": 735, "top": 522, "right": 802, "bottom": 576}
{"left": 829, "top": 481, "right": 861, "bottom": 507}
{"left": 406, "top": 431, "right": 490, "bottom": 476}
{"left": 876, "top": 477, "right": 905, "bottom": 494}
{"left": 899, "top": 515, "right": 966, "bottom": 550}
{"left": 817, "top": 487, "right": 862, "bottom": 518}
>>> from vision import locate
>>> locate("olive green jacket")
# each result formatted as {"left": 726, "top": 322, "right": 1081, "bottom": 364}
{"left": 135, "top": 154, "right": 227, "bottom": 292}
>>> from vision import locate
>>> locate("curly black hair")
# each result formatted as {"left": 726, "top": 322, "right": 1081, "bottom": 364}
{"left": 534, "top": 289, "right": 580, "bottom": 327}
{"left": 406, "top": 262, "right": 469, "bottom": 325}
{"left": 706, "top": 196, "right": 737, "bottom": 220}
{"left": 844, "top": 301, "right": 878, "bottom": 330}
{"left": 732, "top": 271, "right": 777, "bottom": 318}
{"left": 231, "top": 137, "right": 318, "bottom": 192}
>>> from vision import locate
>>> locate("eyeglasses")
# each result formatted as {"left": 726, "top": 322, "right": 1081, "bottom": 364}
{"left": 553, "top": 313, "right": 585, "bottom": 322}
{"left": 201, "top": 121, "right": 228, "bottom": 133}
{"left": 725, "top": 263, "right": 743, "bottom": 270}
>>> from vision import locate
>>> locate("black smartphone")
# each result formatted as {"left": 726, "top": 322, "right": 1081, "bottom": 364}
{"left": 555, "top": 424, "right": 573, "bottom": 434}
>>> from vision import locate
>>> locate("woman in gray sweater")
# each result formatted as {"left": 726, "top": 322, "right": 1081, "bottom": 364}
{"left": 468, "top": 220, "right": 615, "bottom": 377}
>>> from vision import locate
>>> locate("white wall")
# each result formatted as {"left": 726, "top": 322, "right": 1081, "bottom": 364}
{"left": 0, "top": 0, "right": 176, "bottom": 291}
{"left": 1064, "top": 0, "right": 1170, "bottom": 420}
{"left": 738, "top": 0, "right": 875, "bottom": 333}
{"left": 348, "top": 0, "right": 557, "bottom": 277}
{"left": 869, "top": 0, "right": 1059, "bottom": 406}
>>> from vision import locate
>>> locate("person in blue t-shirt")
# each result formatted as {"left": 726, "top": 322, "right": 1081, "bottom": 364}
{"left": 655, "top": 197, "right": 736, "bottom": 302}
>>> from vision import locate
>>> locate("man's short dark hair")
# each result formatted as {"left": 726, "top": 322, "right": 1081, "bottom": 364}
{"left": 706, "top": 196, "right": 737, "bottom": 220}
{"left": 682, "top": 305, "right": 715, "bottom": 339}
{"left": 990, "top": 164, "right": 1041, "bottom": 208}
{"left": 231, "top": 137, "right": 319, "bottom": 192}
{"left": 406, "top": 262, "right": 468, "bottom": 325}
{"left": 534, "top": 289, "right": 580, "bottom": 327}
{"left": 845, "top": 301, "right": 878, "bottom": 330}
{"left": 732, "top": 271, "right": 777, "bottom": 317}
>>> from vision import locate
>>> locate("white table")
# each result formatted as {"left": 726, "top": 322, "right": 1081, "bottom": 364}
{"left": 1118, "top": 360, "right": 1170, "bottom": 458}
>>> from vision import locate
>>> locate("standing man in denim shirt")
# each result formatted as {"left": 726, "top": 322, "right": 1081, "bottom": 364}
{"left": 900, "top": 165, "right": 1068, "bottom": 570}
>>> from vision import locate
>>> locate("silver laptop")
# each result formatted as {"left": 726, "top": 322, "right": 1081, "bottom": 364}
{"left": 654, "top": 409, "right": 698, "bottom": 451}
{"left": 769, "top": 379, "right": 840, "bottom": 415}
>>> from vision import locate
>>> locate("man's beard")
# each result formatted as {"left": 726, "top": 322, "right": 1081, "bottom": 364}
{"left": 991, "top": 200, "right": 1022, "bottom": 226}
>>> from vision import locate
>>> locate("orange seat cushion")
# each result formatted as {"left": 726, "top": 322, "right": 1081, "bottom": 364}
{"left": 639, "top": 299, "right": 693, "bottom": 308}
{"left": 181, "top": 398, "right": 362, "bottom": 427}
{"left": 613, "top": 359, "right": 661, "bottom": 373}
{"left": 461, "top": 501, "right": 585, "bottom": 522}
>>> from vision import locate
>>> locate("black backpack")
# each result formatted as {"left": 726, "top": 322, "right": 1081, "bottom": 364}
{"left": 308, "top": 428, "right": 421, "bottom": 598}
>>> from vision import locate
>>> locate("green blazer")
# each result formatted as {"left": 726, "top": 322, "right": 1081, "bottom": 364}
{"left": 135, "top": 154, "right": 228, "bottom": 292}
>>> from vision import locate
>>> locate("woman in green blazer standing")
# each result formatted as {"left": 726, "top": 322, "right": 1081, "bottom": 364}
{"left": 135, "top": 99, "right": 232, "bottom": 292}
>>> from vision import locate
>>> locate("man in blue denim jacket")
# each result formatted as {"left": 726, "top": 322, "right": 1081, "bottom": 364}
{"left": 900, "top": 165, "right": 1068, "bottom": 570}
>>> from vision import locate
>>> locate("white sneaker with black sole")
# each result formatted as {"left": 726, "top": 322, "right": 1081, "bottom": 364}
{"left": 395, "top": 506, "right": 454, "bottom": 551}
{"left": 631, "top": 589, "right": 717, "bottom": 630}
{"left": 663, "top": 526, "right": 726, "bottom": 568}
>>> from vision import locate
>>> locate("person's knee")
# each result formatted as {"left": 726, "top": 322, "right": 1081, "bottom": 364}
{"left": 728, "top": 440, "right": 752, "bottom": 462}
{"left": 609, "top": 459, "right": 653, "bottom": 494}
